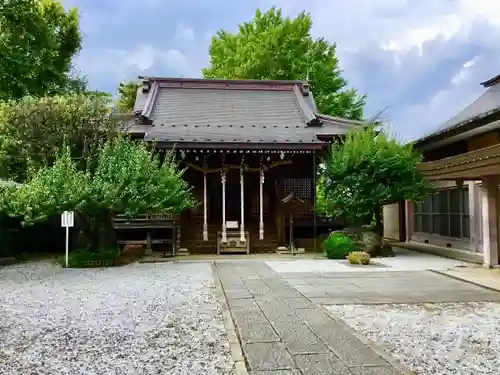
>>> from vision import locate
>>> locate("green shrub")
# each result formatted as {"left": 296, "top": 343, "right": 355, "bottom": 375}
{"left": 347, "top": 251, "right": 371, "bottom": 265}
{"left": 58, "top": 248, "right": 123, "bottom": 268}
{"left": 323, "top": 232, "right": 355, "bottom": 259}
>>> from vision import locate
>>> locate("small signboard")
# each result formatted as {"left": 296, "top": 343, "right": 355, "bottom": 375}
{"left": 226, "top": 221, "right": 238, "bottom": 229}
{"left": 61, "top": 211, "right": 74, "bottom": 268}
{"left": 61, "top": 211, "right": 74, "bottom": 228}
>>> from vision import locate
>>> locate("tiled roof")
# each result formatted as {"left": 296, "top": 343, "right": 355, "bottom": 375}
{"left": 415, "top": 75, "right": 500, "bottom": 144}
{"left": 129, "top": 77, "right": 365, "bottom": 146}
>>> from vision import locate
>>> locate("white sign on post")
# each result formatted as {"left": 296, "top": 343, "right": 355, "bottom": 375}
{"left": 61, "top": 211, "right": 74, "bottom": 267}
{"left": 61, "top": 211, "right": 74, "bottom": 228}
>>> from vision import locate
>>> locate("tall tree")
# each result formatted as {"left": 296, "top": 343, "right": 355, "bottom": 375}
{"left": 203, "top": 7, "right": 365, "bottom": 119}
{"left": 0, "top": 94, "right": 119, "bottom": 182}
{"left": 321, "top": 126, "right": 428, "bottom": 236}
{"left": 0, "top": 0, "right": 81, "bottom": 100}
{"left": 116, "top": 81, "right": 140, "bottom": 112}
{"left": 3, "top": 137, "right": 195, "bottom": 251}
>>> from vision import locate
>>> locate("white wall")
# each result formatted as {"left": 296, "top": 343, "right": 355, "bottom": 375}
{"left": 383, "top": 203, "right": 400, "bottom": 240}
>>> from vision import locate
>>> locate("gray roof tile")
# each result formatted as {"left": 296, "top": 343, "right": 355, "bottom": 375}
{"left": 437, "top": 83, "right": 500, "bottom": 132}
{"left": 131, "top": 77, "right": 364, "bottom": 145}
{"left": 416, "top": 77, "right": 500, "bottom": 143}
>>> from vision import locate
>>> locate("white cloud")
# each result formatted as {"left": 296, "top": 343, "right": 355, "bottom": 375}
{"left": 71, "top": 0, "right": 500, "bottom": 140}
{"left": 451, "top": 56, "right": 479, "bottom": 86}
{"left": 161, "top": 49, "right": 189, "bottom": 72}
{"left": 173, "top": 24, "right": 195, "bottom": 43}
{"left": 266, "top": 0, "right": 500, "bottom": 139}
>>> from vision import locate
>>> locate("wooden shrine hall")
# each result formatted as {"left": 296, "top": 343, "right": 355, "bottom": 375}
{"left": 122, "top": 77, "right": 366, "bottom": 254}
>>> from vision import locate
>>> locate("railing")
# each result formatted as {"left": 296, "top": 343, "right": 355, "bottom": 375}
{"left": 113, "top": 213, "right": 177, "bottom": 229}
{"left": 418, "top": 143, "right": 500, "bottom": 173}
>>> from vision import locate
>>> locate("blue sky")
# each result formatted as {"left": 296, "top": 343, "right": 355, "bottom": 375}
{"left": 64, "top": 0, "right": 500, "bottom": 141}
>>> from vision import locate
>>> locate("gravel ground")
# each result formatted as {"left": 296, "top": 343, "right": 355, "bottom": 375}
{"left": 0, "top": 261, "right": 234, "bottom": 375}
{"left": 327, "top": 302, "right": 500, "bottom": 375}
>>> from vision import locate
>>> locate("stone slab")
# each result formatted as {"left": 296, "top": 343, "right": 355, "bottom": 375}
{"left": 347, "top": 366, "right": 405, "bottom": 375}
{"left": 269, "top": 288, "right": 304, "bottom": 298}
{"left": 225, "top": 288, "right": 253, "bottom": 299}
{"left": 244, "top": 280, "right": 275, "bottom": 296}
{"left": 244, "top": 342, "right": 296, "bottom": 372}
{"left": 231, "top": 309, "right": 280, "bottom": 343}
{"left": 294, "top": 353, "right": 350, "bottom": 374}
{"left": 308, "top": 297, "right": 361, "bottom": 305}
{"left": 296, "top": 310, "right": 387, "bottom": 367}
{"left": 228, "top": 297, "right": 260, "bottom": 311}
{"left": 255, "top": 297, "right": 297, "bottom": 319}
{"left": 252, "top": 370, "right": 301, "bottom": 375}
{"left": 292, "top": 288, "right": 331, "bottom": 298}
{"left": 281, "top": 297, "right": 317, "bottom": 309}
{"left": 279, "top": 326, "right": 330, "bottom": 355}
{"left": 255, "top": 299, "right": 330, "bottom": 355}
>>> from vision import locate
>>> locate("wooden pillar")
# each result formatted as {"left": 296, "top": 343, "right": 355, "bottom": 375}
{"left": 240, "top": 160, "right": 246, "bottom": 242}
{"left": 405, "top": 200, "right": 413, "bottom": 242}
{"left": 176, "top": 222, "right": 181, "bottom": 251}
{"left": 468, "top": 181, "right": 481, "bottom": 252}
{"left": 313, "top": 152, "right": 317, "bottom": 252}
{"left": 221, "top": 169, "right": 227, "bottom": 243}
{"left": 146, "top": 231, "right": 152, "bottom": 254}
{"left": 203, "top": 170, "right": 208, "bottom": 241}
{"left": 259, "top": 163, "right": 265, "bottom": 240}
{"left": 481, "top": 176, "right": 500, "bottom": 267}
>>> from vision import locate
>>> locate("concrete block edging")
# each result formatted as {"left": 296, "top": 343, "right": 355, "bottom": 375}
{"left": 210, "top": 262, "right": 249, "bottom": 375}
{"left": 431, "top": 270, "right": 500, "bottom": 293}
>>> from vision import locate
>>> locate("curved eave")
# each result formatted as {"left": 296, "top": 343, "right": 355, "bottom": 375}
{"left": 152, "top": 141, "right": 327, "bottom": 150}
{"left": 315, "top": 114, "right": 368, "bottom": 128}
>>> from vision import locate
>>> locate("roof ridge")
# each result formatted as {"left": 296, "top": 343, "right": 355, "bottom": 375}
{"left": 293, "top": 85, "right": 316, "bottom": 124}
{"left": 139, "top": 76, "right": 306, "bottom": 85}
{"left": 141, "top": 81, "right": 159, "bottom": 118}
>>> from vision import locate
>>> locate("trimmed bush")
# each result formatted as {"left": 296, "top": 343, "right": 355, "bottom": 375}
{"left": 347, "top": 251, "right": 371, "bottom": 265}
{"left": 57, "top": 248, "right": 122, "bottom": 268}
{"left": 323, "top": 232, "right": 355, "bottom": 259}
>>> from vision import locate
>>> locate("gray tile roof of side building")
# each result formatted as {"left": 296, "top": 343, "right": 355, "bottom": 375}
{"left": 128, "top": 77, "right": 366, "bottom": 145}
{"left": 415, "top": 75, "right": 500, "bottom": 145}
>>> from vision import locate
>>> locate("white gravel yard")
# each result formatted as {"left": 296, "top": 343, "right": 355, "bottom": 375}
{"left": 0, "top": 261, "right": 234, "bottom": 375}
{"left": 326, "top": 302, "right": 500, "bottom": 375}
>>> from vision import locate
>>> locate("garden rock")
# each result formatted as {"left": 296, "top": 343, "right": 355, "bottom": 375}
{"left": 379, "top": 242, "right": 395, "bottom": 257}
{"left": 362, "top": 230, "right": 381, "bottom": 254}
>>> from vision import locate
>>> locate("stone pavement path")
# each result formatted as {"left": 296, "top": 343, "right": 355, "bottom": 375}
{"left": 215, "top": 262, "right": 396, "bottom": 374}
{"left": 214, "top": 261, "right": 500, "bottom": 374}
{"left": 280, "top": 270, "right": 500, "bottom": 305}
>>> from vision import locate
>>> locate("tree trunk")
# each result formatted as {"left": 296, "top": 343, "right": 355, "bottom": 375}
{"left": 76, "top": 212, "right": 116, "bottom": 252}
{"left": 98, "top": 215, "right": 116, "bottom": 249}
{"left": 374, "top": 205, "right": 383, "bottom": 239}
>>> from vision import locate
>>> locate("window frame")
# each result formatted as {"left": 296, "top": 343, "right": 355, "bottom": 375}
{"left": 413, "top": 186, "right": 470, "bottom": 239}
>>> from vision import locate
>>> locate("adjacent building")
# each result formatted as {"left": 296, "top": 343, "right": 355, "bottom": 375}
{"left": 392, "top": 74, "right": 500, "bottom": 267}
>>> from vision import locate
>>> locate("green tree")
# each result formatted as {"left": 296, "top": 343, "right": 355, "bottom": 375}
{"left": 0, "top": 94, "right": 119, "bottom": 182}
{"left": 4, "top": 137, "right": 195, "bottom": 251}
{"left": 0, "top": 0, "right": 81, "bottom": 100}
{"left": 321, "top": 126, "right": 428, "bottom": 234}
{"left": 203, "top": 7, "right": 365, "bottom": 119}
{"left": 116, "top": 81, "right": 140, "bottom": 112}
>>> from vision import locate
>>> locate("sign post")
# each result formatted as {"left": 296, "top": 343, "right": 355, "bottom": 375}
{"left": 61, "top": 211, "right": 74, "bottom": 267}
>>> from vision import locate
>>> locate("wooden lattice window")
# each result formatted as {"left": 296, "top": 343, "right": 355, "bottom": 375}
{"left": 281, "top": 178, "right": 312, "bottom": 199}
